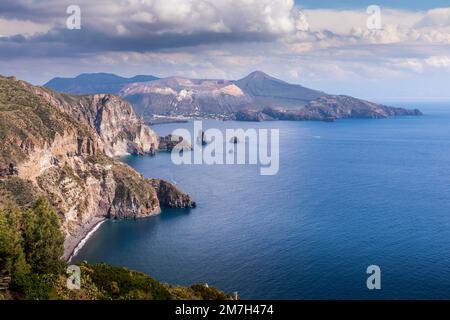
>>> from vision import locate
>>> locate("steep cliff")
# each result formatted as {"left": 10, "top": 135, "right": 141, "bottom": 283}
{"left": 149, "top": 179, "right": 196, "bottom": 208}
{"left": 26, "top": 85, "right": 159, "bottom": 157}
{"left": 0, "top": 75, "right": 193, "bottom": 260}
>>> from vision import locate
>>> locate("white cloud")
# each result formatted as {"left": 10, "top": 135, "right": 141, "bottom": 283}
{"left": 415, "top": 8, "right": 450, "bottom": 28}
{"left": 425, "top": 56, "right": 450, "bottom": 68}
{"left": 0, "top": 18, "right": 51, "bottom": 36}
{"left": 1, "top": 1, "right": 450, "bottom": 99}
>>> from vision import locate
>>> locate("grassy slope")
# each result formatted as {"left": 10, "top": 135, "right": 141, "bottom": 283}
{"left": 56, "top": 263, "right": 230, "bottom": 300}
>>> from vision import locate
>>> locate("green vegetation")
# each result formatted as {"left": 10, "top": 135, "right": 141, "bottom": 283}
{"left": 79, "top": 263, "right": 172, "bottom": 300}
{"left": 0, "top": 198, "right": 230, "bottom": 300}
{"left": 0, "top": 198, "right": 64, "bottom": 299}
{"left": 21, "top": 198, "right": 65, "bottom": 275}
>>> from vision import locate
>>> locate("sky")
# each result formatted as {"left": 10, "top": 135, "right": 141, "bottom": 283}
{"left": 0, "top": 0, "right": 450, "bottom": 100}
{"left": 295, "top": 0, "right": 450, "bottom": 10}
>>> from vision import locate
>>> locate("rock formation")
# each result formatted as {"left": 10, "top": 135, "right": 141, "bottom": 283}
{"left": 27, "top": 85, "right": 159, "bottom": 157}
{"left": 230, "top": 136, "right": 239, "bottom": 144}
{"left": 149, "top": 179, "right": 196, "bottom": 209}
{"left": 158, "top": 135, "right": 192, "bottom": 152}
{"left": 0, "top": 75, "right": 194, "bottom": 260}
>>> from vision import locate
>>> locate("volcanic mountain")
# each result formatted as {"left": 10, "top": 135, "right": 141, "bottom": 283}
{"left": 45, "top": 71, "right": 422, "bottom": 122}
{"left": 45, "top": 73, "right": 159, "bottom": 95}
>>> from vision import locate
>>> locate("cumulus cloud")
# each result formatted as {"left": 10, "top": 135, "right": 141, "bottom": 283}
{"left": 0, "top": 0, "right": 315, "bottom": 59}
{"left": 415, "top": 8, "right": 450, "bottom": 28}
{"left": 425, "top": 56, "right": 450, "bottom": 68}
{"left": 0, "top": 1, "right": 450, "bottom": 99}
{"left": 0, "top": 1, "right": 304, "bottom": 41}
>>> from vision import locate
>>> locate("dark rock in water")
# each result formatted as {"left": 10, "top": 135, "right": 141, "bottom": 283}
{"left": 197, "top": 130, "right": 208, "bottom": 146}
{"left": 149, "top": 143, "right": 157, "bottom": 156}
{"left": 158, "top": 135, "right": 191, "bottom": 152}
{"left": 149, "top": 179, "right": 196, "bottom": 208}
{"left": 230, "top": 136, "right": 239, "bottom": 144}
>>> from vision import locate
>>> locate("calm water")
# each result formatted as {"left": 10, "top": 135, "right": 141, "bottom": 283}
{"left": 73, "top": 102, "right": 450, "bottom": 299}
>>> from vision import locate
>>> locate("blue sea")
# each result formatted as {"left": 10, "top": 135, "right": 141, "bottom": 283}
{"left": 73, "top": 102, "right": 450, "bottom": 299}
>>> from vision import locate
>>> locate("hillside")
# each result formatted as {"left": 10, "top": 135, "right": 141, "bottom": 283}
{"left": 0, "top": 75, "right": 194, "bottom": 260}
{"left": 44, "top": 73, "right": 159, "bottom": 95}
{"left": 0, "top": 75, "right": 232, "bottom": 300}
{"left": 45, "top": 71, "right": 422, "bottom": 122}
{"left": 233, "top": 71, "right": 324, "bottom": 108}
{"left": 121, "top": 76, "right": 253, "bottom": 119}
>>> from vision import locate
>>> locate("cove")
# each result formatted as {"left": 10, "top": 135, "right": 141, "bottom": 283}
{"left": 72, "top": 102, "right": 450, "bottom": 299}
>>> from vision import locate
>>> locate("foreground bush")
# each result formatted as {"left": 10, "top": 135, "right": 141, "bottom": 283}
{"left": 0, "top": 199, "right": 230, "bottom": 300}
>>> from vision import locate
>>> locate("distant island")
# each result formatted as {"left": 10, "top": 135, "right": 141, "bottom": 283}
{"left": 45, "top": 71, "right": 422, "bottom": 124}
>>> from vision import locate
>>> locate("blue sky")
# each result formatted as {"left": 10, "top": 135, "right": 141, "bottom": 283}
{"left": 295, "top": 0, "right": 450, "bottom": 10}
{"left": 0, "top": 0, "right": 449, "bottom": 100}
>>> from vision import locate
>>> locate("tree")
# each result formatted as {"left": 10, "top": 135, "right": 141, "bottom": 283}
{"left": 0, "top": 208, "right": 28, "bottom": 276}
{"left": 22, "top": 197, "right": 65, "bottom": 275}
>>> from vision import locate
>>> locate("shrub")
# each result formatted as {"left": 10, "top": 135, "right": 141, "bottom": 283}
{"left": 81, "top": 263, "right": 172, "bottom": 300}
{"left": 190, "top": 284, "right": 229, "bottom": 300}
{"left": 22, "top": 197, "right": 65, "bottom": 275}
{"left": 0, "top": 207, "right": 29, "bottom": 278}
{"left": 14, "top": 273, "right": 55, "bottom": 300}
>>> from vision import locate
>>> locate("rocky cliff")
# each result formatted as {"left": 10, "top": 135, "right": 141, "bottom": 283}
{"left": 26, "top": 85, "right": 159, "bottom": 157}
{"left": 149, "top": 179, "right": 196, "bottom": 208}
{"left": 0, "top": 75, "right": 194, "bottom": 260}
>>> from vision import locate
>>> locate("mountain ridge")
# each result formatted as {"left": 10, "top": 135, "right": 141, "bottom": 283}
{"left": 45, "top": 71, "right": 422, "bottom": 122}
{"left": 45, "top": 73, "right": 159, "bottom": 95}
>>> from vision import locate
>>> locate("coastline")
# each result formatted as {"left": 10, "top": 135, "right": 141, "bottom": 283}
{"left": 64, "top": 217, "right": 107, "bottom": 262}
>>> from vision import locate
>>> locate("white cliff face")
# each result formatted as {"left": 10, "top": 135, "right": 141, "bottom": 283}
{"left": 85, "top": 94, "right": 159, "bottom": 157}
{"left": 29, "top": 86, "right": 159, "bottom": 157}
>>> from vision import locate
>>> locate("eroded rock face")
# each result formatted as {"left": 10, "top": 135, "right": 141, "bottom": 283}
{"left": 149, "top": 179, "right": 196, "bottom": 209}
{"left": 0, "top": 75, "right": 192, "bottom": 259}
{"left": 73, "top": 94, "right": 159, "bottom": 157}
{"left": 158, "top": 135, "right": 192, "bottom": 152}
{"left": 27, "top": 85, "right": 159, "bottom": 157}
